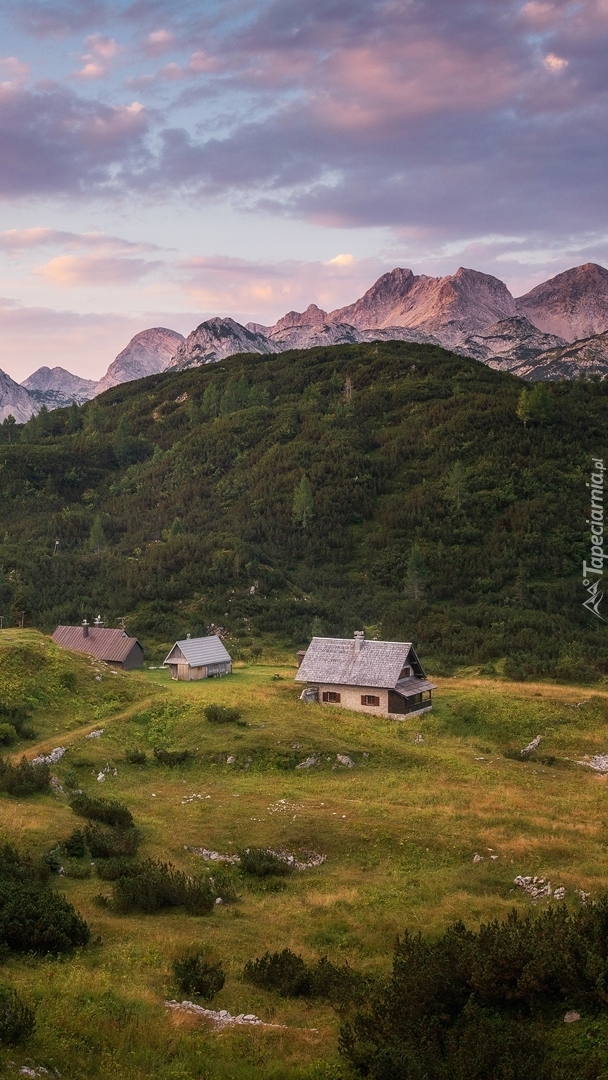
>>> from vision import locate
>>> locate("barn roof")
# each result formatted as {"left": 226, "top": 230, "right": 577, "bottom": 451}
{"left": 52, "top": 626, "right": 142, "bottom": 663}
{"left": 295, "top": 636, "right": 424, "bottom": 689}
{"left": 164, "top": 634, "right": 232, "bottom": 668}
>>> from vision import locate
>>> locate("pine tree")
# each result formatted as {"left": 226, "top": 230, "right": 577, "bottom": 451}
{"left": 202, "top": 383, "right": 220, "bottom": 418}
{"left": 404, "top": 544, "right": 427, "bottom": 600}
{"left": 89, "top": 516, "right": 106, "bottom": 554}
{"left": 516, "top": 388, "right": 532, "bottom": 427}
{"left": 292, "top": 475, "right": 314, "bottom": 529}
{"left": 445, "top": 460, "right": 467, "bottom": 511}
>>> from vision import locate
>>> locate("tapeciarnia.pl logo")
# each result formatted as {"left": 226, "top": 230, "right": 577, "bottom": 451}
{"left": 582, "top": 457, "right": 606, "bottom": 620}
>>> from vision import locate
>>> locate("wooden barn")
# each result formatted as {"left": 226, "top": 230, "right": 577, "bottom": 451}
{"left": 52, "top": 621, "right": 144, "bottom": 669}
{"left": 295, "top": 631, "right": 436, "bottom": 718}
{"left": 164, "top": 634, "right": 232, "bottom": 681}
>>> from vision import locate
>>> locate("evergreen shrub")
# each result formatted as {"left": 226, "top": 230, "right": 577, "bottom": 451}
{"left": 238, "top": 848, "right": 294, "bottom": 877}
{"left": 172, "top": 953, "right": 225, "bottom": 999}
{"left": 0, "top": 985, "right": 35, "bottom": 1045}
{"left": 111, "top": 859, "right": 215, "bottom": 915}
{"left": 0, "top": 757, "right": 50, "bottom": 796}
{"left": 125, "top": 749, "right": 147, "bottom": 764}
{"left": 153, "top": 748, "right": 190, "bottom": 766}
{"left": 84, "top": 824, "right": 140, "bottom": 858}
{"left": 0, "top": 723, "right": 17, "bottom": 745}
{"left": 204, "top": 704, "right": 243, "bottom": 725}
{"left": 70, "top": 794, "right": 133, "bottom": 828}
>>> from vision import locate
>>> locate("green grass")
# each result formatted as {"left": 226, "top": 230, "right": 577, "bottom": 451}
{"left": 3, "top": 633, "right": 608, "bottom": 1077}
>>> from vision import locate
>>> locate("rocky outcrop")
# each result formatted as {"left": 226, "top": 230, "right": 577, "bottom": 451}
{"left": 461, "top": 317, "right": 567, "bottom": 368}
{"left": 0, "top": 369, "right": 38, "bottom": 423}
{"left": 167, "top": 317, "right": 278, "bottom": 369}
{"left": 22, "top": 366, "right": 97, "bottom": 408}
{"left": 516, "top": 263, "right": 608, "bottom": 342}
{"left": 507, "top": 330, "right": 608, "bottom": 381}
{"left": 94, "top": 327, "right": 185, "bottom": 395}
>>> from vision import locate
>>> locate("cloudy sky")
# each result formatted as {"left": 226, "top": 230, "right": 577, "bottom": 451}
{"left": 0, "top": 0, "right": 606, "bottom": 380}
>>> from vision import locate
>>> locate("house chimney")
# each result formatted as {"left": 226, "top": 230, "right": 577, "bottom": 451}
{"left": 354, "top": 630, "right": 364, "bottom": 653}
{"left": 94, "top": 614, "right": 103, "bottom": 627}
{"left": 187, "top": 633, "right": 191, "bottom": 639}
{"left": 82, "top": 620, "right": 89, "bottom": 638}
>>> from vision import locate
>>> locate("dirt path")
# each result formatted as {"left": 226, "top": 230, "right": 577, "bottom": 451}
{"left": 11, "top": 695, "right": 159, "bottom": 764}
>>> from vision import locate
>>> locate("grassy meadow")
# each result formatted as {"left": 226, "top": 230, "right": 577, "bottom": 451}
{"left": 3, "top": 630, "right": 608, "bottom": 1078}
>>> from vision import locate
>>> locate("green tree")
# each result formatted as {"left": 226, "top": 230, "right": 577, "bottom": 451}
{"left": 2, "top": 415, "right": 16, "bottom": 444}
{"left": 66, "top": 402, "right": 81, "bottom": 434}
{"left": 516, "top": 388, "right": 533, "bottom": 427}
{"left": 292, "top": 475, "right": 314, "bottom": 529}
{"left": 202, "top": 382, "right": 220, "bottom": 418}
{"left": 404, "top": 543, "right": 427, "bottom": 600}
{"left": 89, "top": 515, "right": 106, "bottom": 554}
{"left": 445, "top": 460, "right": 467, "bottom": 511}
{"left": 220, "top": 379, "right": 239, "bottom": 415}
{"left": 528, "top": 382, "right": 553, "bottom": 426}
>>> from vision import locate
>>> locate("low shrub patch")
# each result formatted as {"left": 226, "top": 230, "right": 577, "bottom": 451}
{"left": 70, "top": 794, "right": 134, "bottom": 828}
{"left": 95, "top": 857, "right": 139, "bottom": 881}
{"left": 84, "top": 824, "right": 141, "bottom": 858}
{"left": 153, "top": 748, "right": 191, "bottom": 766}
{"left": 62, "top": 859, "right": 91, "bottom": 879}
{"left": 62, "top": 829, "right": 87, "bottom": 858}
{"left": 0, "top": 703, "right": 35, "bottom": 741}
{"left": 0, "top": 984, "right": 35, "bottom": 1045}
{"left": 244, "top": 949, "right": 313, "bottom": 997}
{"left": 0, "top": 845, "right": 90, "bottom": 955}
{"left": 204, "top": 704, "right": 243, "bottom": 725}
{"left": 0, "top": 723, "right": 17, "bottom": 746}
{"left": 172, "top": 953, "right": 225, "bottom": 999}
{"left": 110, "top": 859, "right": 215, "bottom": 915}
{"left": 125, "top": 749, "right": 147, "bottom": 765}
{"left": 238, "top": 848, "right": 294, "bottom": 877}
{"left": 0, "top": 756, "right": 50, "bottom": 796}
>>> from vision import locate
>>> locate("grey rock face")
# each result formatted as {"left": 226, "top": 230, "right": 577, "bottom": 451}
{"left": 0, "top": 368, "right": 38, "bottom": 422}
{"left": 508, "top": 329, "right": 608, "bottom": 381}
{"left": 95, "top": 327, "right": 185, "bottom": 395}
{"left": 516, "top": 263, "right": 608, "bottom": 342}
{"left": 167, "top": 317, "right": 278, "bottom": 369}
{"left": 22, "top": 366, "right": 97, "bottom": 407}
{"left": 461, "top": 317, "right": 567, "bottom": 368}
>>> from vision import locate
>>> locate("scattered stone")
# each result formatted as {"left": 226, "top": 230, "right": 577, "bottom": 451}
{"left": 187, "top": 846, "right": 326, "bottom": 870}
{"left": 514, "top": 875, "right": 566, "bottom": 901}
{"left": 296, "top": 756, "right": 318, "bottom": 769}
{"left": 164, "top": 1000, "right": 285, "bottom": 1028}
{"left": 97, "top": 772, "right": 105, "bottom": 782}
{"left": 226, "top": 756, "right": 236, "bottom": 764}
{"left": 215, "top": 897, "right": 223, "bottom": 904}
{"left": 578, "top": 889, "right": 591, "bottom": 904}
{"left": 577, "top": 754, "right": 608, "bottom": 772}
{"left": 336, "top": 754, "right": 354, "bottom": 767}
{"left": 490, "top": 855, "right": 499, "bottom": 861}
{"left": 31, "top": 747, "right": 66, "bottom": 766}
{"left": 413, "top": 733, "right": 424, "bottom": 744}
{"left": 50, "top": 776, "right": 64, "bottom": 794}
{"left": 564, "top": 1010, "right": 581, "bottom": 1024}
{"left": 86, "top": 729, "right": 104, "bottom": 739}
{"left": 473, "top": 854, "right": 483, "bottom": 863}
{"left": 522, "top": 735, "right": 542, "bottom": 754}
{"left": 182, "top": 794, "right": 204, "bottom": 804}
{"left": 187, "top": 848, "right": 240, "bottom": 864}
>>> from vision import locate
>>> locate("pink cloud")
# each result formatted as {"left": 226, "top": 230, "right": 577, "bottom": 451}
{"left": 144, "top": 29, "right": 176, "bottom": 58}
{"left": 36, "top": 253, "right": 161, "bottom": 286}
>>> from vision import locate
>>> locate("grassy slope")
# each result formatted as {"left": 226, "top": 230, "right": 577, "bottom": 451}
{"left": 3, "top": 633, "right": 608, "bottom": 1077}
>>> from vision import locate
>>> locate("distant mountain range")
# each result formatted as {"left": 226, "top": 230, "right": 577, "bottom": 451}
{"left": 5, "top": 261, "right": 608, "bottom": 422}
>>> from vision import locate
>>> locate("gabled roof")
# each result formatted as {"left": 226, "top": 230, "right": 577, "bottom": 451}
{"left": 52, "top": 626, "right": 142, "bottom": 663}
{"left": 164, "top": 634, "right": 232, "bottom": 668}
{"left": 295, "top": 636, "right": 424, "bottom": 689}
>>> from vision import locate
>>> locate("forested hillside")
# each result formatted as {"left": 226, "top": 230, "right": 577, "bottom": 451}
{"left": 0, "top": 340, "right": 606, "bottom": 679}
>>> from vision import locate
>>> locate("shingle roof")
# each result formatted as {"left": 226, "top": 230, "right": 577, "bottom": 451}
{"left": 164, "top": 635, "right": 232, "bottom": 668}
{"left": 295, "top": 637, "right": 424, "bottom": 689}
{"left": 394, "top": 676, "right": 437, "bottom": 697}
{"left": 52, "top": 626, "right": 142, "bottom": 663}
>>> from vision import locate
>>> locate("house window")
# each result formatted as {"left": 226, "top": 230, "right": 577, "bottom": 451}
{"left": 399, "top": 666, "right": 411, "bottom": 679}
{"left": 361, "top": 695, "right": 380, "bottom": 706}
{"left": 322, "top": 691, "right": 341, "bottom": 703}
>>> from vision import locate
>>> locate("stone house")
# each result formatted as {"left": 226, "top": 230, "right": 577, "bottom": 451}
{"left": 295, "top": 631, "right": 436, "bottom": 717}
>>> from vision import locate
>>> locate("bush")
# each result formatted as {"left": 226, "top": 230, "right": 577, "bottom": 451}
{"left": 0, "top": 723, "right": 17, "bottom": 746}
{"left": 84, "top": 824, "right": 140, "bottom": 858}
{"left": 244, "top": 949, "right": 313, "bottom": 997}
{"left": 172, "top": 953, "right": 225, "bottom": 999}
{"left": 62, "top": 859, "right": 91, "bottom": 879}
{"left": 70, "top": 794, "right": 134, "bottom": 828}
{"left": 238, "top": 848, "right": 293, "bottom": 877}
{"left": 209, "top": 866, "right": 239, "bottom": 904}
{"left": 111, "top": 859, "right": 215, "bottom": 915}
{"left": 125, "top": 749, "right": 147, "bottom": 765}
{"left": 0, "top": 879, "right": 90, "bottom": 954}
{"left": 62, "top": 829, "right": 87, "bottom": 858}
{"left": 0, "top": 756, "right": 50, "bottom": 796}
{"left": 95, "top": 857, "right": 139, "bottom": 881}
{"left": 204, "top": 704, "right": 242, "bottom": 725}
{"left": 0, "top": 843, "right": 50, "bottom": 886}
{"left": 0, "top": 984, "right": 35, "bottom": 1045}
{"left": 340, "top": 899, "right": 608, "bottom": 1080}
{"left": 153, "top": 747, "right": 190, "bottom": 766}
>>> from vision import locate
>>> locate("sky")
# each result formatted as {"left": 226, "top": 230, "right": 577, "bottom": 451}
{"left": 0, "top": 0, "right": 607, "bottom": 381}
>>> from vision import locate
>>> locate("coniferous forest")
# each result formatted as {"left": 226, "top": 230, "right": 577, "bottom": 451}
{"left": 0, "top": 340, "right": 605, "bottom": 678}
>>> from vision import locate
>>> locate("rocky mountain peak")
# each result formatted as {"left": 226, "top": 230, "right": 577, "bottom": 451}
{"left": 516, "top": 263, "right": 608, "bottom": 341}
{"left": 168, "top": 317, "right": 278, "bottom": 370}
{"left": 94, "top": 327, "right": 185, "bottom": 396}
{"left": 22, "top": 366, "right": 97, "bottom": 407}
